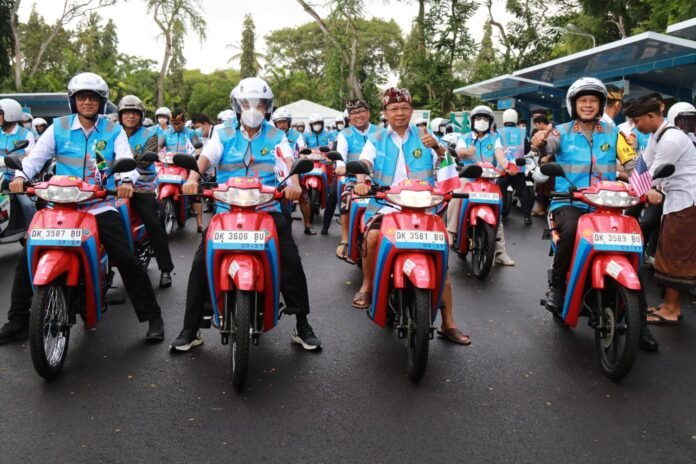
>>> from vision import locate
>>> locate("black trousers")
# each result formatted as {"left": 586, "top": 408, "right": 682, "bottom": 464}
{"left": 183, "top": 212, "right": 311, "bottom": 330}
{"left": 131, "top": 192, "right": 174, "bottom": 272}
{"left": 550, "top": 206, "right": 586, "bottom": 288}
{"left": 498, "top": 172, "right": 533, "bottom": 215}
{"left": 624, "top": 203, "right": 663, "bottom": 257}
{"left": 7, "top": 210, "right": 161, "bottom": 326}
{"left": 322, "top": 177, "right": 338, "bottom": 232}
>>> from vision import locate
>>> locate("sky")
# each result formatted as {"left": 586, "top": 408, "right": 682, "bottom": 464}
{"left": 18, "top": 0, "right": 512, "bottom": 74}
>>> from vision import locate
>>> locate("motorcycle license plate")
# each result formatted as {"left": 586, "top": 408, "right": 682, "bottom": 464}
{"left": 30, "top": 228, "right": 83, "bottom": 247}
{"left": 394, "top": 230, "right": 447, "bottom": 250}
{"left": 592, "top": 232, "right": 642, "bottom": 252}
{"left": 211, "top": 230, "right": 266, "bottom": 250}
{"left": 159, "top": 174, "right": 183, "bottom": 183}
{"left": 468, "top": 192, "right": 499, "bottom": 203}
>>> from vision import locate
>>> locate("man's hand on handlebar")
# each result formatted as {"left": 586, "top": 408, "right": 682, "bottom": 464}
{"left": 9, "top": 178, "right": 25, "bottom": 193}
{"left": 183, "top": 180, "right": 199, "bottom": 195}
{"left": 284, "top": 185, "right": 302, "bottom": 201}
{"left": 117, "top": 182, "right": 134, "bottom": 199}
{"left": 335, "top": 165, "right": 346, "bottom": 176}
{"left": 354, "top": 182, "right": 370, "bottom": 196}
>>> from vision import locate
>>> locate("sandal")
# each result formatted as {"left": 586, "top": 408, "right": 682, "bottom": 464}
{"left": 647, "top": 311, "right": 682, "bottom": 325}
{"left": 647, "top": 305, "right": 665, "bottom": 315}
{"left": 437, "top": 328, "right": 472, "bottom": 346}
{"left": 352, "top": 291, "right": 371, "bottom": 309}
{"left": 336, "top": 242, "right": 349, "bottom": 261}
{"left": 304, "top": 227, "right": 317, "bottom": 235}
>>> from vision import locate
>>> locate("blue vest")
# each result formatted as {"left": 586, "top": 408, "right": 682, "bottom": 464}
{"left": 305, "top": 129, "right": 332, "bottom": 149}
{"left": 161, "top": 127, "right": 193, "bottom": 153}
{"left": 552, "top": 120, "right": 618, "bottom": 211}
{"left": 341, "top": 124, "right": 378, "bottom": 162}
{"left": 128, "top": 125, "right": 157, "bottom": 191}
{"left": 0, "top": 125, "right": 31, "bottom": 180}
{"left": 53, "top": 114, "right": 121, "bottom": 189}
{"left": 286, "top": 128, "right": 302, "bottom": 149}
{"left": 154, "top": 125, "right": 169, "bottom": 139}
{"left": 458, "top": 131, "right": 501, "bottom": 167}
{"left": 216, "top": 122, "right": 285, "bottom": 212}
{"left": 632, "top": 127, "right": 651, "bottom": 155}
{"left": 500, "top": 125, "right": 526, "bottom": 159}
{"left": 365, "top": 125, "right": 435, "bottom": 221}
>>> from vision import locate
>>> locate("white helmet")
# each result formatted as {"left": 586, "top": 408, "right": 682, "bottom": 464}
{"left": 502, "top": 108, "right": 518, "bottom": 125}
{"left": 0, "top": 98, "right": 25, "bottom": 123}
{"left": 142, "top": 117, "right": 154, "bottom": 127}
{"left": 217, "top": 109, "right": 234, "bottom": 122}
{"left": 308, "top": 113, "right": 323, "bottom": 125}
{"left": 532, "top": 166, "right": 549, "bottom": 184}
{"left": 470, "top": 105, "right": 495, "bottom": 132}
{"left": 441, "top": 132, "right": 459, "bottom": 146}
{"left": 21, "top": 112, "right": 33, "bottom": 123}
{"left": 415, "top": 117, "right": 428, "bottom": 126}
{"left": 272, "top": 107, "right": 292, "bottom": 128}
{"left": 67, "top": 72, "right": 109, "bottom": 114}
{"left": 184, "top": 119, "right": 193, "bottom": 128}
{"left": 230, "top": 77, "right": 274, "bottom": 118}
{"left": 667, "top": 102, "right": 696, "bottom": 126}
{"left": 155, "top": 107, "right": 171, "bottom": 118}
{"left": 32, "top": 117, "right": 48, "bottom": 128}
{"left": 566, "top": 77, "right": 607, "bottom": 119}
{"left": 430, "top": 117, "right": 447, "bottom": 133}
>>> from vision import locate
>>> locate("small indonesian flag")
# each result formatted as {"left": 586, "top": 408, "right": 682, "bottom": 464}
{"left": 437, "top": 151, "right": 459, "bottom": 193}
{"left": 274, "top": 146, "right": 288, "bottom": 182}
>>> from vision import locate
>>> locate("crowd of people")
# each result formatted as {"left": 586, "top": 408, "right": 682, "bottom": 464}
{"left": 0, "top": 71, "right": 694, "bottom": 363}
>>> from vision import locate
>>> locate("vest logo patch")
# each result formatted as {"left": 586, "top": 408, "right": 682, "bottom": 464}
{"left": 135, "top": 144, "right": 142, "bottom": 152}
{"left": 600, "top": 143, "right": 609, "bottom": 152}
{"left": 486, "top": 144, "right": 493, "bottom": 150}
{"left": 96, "top": 140, "right": 107, "bottom": 151}
{"left": 260, "top": 147, "right": 270, "bottom": 156}
{"left": 412, "top": 148, "right": 422, "bottom": 159}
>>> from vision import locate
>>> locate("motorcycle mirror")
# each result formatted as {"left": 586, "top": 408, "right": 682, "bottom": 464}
{"left": 139, "top": 151, "right": 159, "bottom": 163}
{"left": 447, "top": 147, "right": 458, "bottom": 157}
{"left": 540, "top": 162, "right": 566, "bottom": 178}
{"left": 299, "top": 148, "right": 312, "bottom": 155}
{"left": 652, "top": 163, "right": 675, "bottom": 180}
{"left": 458, "top": 164, "right": 483, "bottom": 179}
{"left": 326, "top": 151, "right": 343, "bottom": 162}
{"left": 193, "top": 142, "right": 203, "bottom": 150}
{"left": 172, "top": 153, "right": 200, "bottom": 173}
{"left": 319, "top": 146, "right": 330, "bottom": 153}
{"left": 345, "top": 160, "right": 370, "bottom": 176}
{"left": 110, "top": 158, "right": 137, "bottom": 175}
{"left": 514, "top": 157, "right": 526, "bottom": 167}
{"left": 290, "top": 159, "right": 315, "bottom": 176}
{"left": 3, "top": 155, "right": 23, "bottom": 171}
{"left": 10, "top": 140, "right": 30, "bottom": 154}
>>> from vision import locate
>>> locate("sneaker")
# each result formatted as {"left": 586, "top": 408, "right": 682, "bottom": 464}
{"left": 545, "top": 287, "right": 564, "bottom": 314}
{"left": 495, "top": 252, "right": 515, "bottom": 266}
{"left": 159, "top": 272, "right": 172, "bottom": 289}
{"left": 524, "top": 215, "right": 532, "bottom": 226}
{"left": 169, "top": 329, "right": 203, "bottom": 352}
{"left": 0, "top": 322, "right": 28, "bottom": 345}
{"left": 291, "top": 324, "right": 321, "bottom": 350}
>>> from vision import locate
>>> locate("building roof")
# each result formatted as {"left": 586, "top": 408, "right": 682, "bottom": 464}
{"left": 277, "top": 99, "right": 344, "bottom": 123}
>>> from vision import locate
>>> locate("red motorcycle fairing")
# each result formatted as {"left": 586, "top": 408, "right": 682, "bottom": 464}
{"left": 304, "top": 176, "right": 321, "bottom": 190}
{"left": 455, "top": 174, "right": 502, "bottom": 253}
{"left": 219, "top": 254, "right": 265, "bottom": 292}
{"left": 33, "top": 250, "right": 80, "bottom": 286}
{"left": 393, "top": 253, "right": 436, "bottom": 290}
{"left": 468, "top": 205, "right": 498, "bottom": 227}
{"left": 158, "top": 183, "right": 180, "bottom": 201}
{"left": 591, "top": 254, "right": 641, "bottom": 291}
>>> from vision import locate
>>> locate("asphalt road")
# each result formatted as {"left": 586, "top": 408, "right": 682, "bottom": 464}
{"left": 1, "top": 208, "right": 695, "bottom": 463}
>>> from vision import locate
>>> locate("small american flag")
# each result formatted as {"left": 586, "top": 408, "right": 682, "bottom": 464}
{"left": 629, "top": 153, "right": 653, "bottom": 196}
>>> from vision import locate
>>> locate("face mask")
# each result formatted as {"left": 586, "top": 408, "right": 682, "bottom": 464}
{"left": 157, "top": 117, "right": 168, "bottom": 125}
{"left": 473, "top": 119, "right": 490, "bottom": 132}
{"left": 24, "top": 122, "right": 33, "bottom": 130}
{"left": 193, "top": 127, "right": 203, "bottom": 138}
{"left": 336, "top": 123, "right": 344, "bottom": 130}
{"left": 312, "top": 123, "right": 322, "bottom": 132}
{"left": 241, "top": 108, "right": 265, "bottom": 128}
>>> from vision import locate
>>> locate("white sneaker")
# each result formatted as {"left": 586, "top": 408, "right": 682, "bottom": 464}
{"left": 495, "top": 252, "right": 515, "bottom": 266}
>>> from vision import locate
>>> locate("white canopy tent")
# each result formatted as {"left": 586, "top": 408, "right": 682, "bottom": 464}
{"left": 276, "top": 99, "right": 344, "bottom": 125}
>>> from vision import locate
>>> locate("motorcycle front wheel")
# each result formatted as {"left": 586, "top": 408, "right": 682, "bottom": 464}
{"left": 229, "top": 290, "right": 252, "bottom": 391}
{"left": 404, "top": 285, "right": 432, "bottom": 382}
{"left": 162, "top": 198, "right": 176, "bottom": 238}
{"left": 30, "top": 283, "right": 71, "bottom": 380}
{"left": 471, "top": 222, "right": 495, "bottom": 280}
{"left": 595, "top": 280, "right": 641, "bottom": 381}
{"left": 308, "top": 188, "right": 319, "bottom": 224}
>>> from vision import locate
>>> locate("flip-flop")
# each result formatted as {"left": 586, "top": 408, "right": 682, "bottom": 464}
{"left": 352, "top": 291, "right": 371, "bottom": 309}
{"left": 437, "top": 328, "right": 472, "bottom": 346}
{"left": 647, "top": 305, "right": 666, "bottom": 314}
{"left": 647, "top": 312, "right": 683, "bottom": 325}
{"left": 304, "top": 227, "right": 317, "bottom": 235}
{"left": 336, "top": 242, "right": 349, "bottom": 261}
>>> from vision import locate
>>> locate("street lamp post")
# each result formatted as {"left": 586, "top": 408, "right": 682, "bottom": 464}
{"left": 548, "top": 25, "right": 597, "bottom": 48}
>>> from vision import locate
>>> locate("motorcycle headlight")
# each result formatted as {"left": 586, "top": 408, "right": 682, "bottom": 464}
{"left": 0, "top": 158, "right": 5, "bottom": 168}
{"left": 34, "top": 186, "right": 94, "bottom": 203}
{"left": 480, "top": 167, "right": 501, "bottom": 178}
{"left": 305, "top": 154, "right": 324, "bottom": 161}
{"left": 583, "top": 190, "right": 639, "bottom": 208}
{"left": 213, "top": 187, "right": 274, "bottom": 207}
{"left": 386, "top": 190, "right": 443, "bottom": 208}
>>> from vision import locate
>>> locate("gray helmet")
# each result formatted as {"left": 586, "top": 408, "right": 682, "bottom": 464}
{"left": 118, "top": 95, "right": 145, "bottom": 117}
{"left": 67, "top": 72, "right": 109, "bottom": 114}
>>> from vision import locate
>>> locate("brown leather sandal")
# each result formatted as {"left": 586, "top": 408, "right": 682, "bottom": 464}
{"left": 437, "top": 328, "right": 472, "bottom": 345}
{"left": 352, "top": 291, "right": 371, "bottom": 309}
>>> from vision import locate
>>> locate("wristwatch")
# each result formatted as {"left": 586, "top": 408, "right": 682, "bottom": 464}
{"left": 121, "top": 177, "right": 133, "bottom": 184}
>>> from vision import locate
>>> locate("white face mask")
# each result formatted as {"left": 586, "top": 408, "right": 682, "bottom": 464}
{"left": 473, "top": 119, "right": 490, "bottom": 132}
{"left": 311, "top": 123, "right": 323, "bottom": 132}
{"left": 157, "top": 116, "right": 168, "bottom": 125}
{"left": 241, "top": 108, "right": 265, "bottom": 128}
{"left": 336, "top": 123, "right": 344, "bottom": 130}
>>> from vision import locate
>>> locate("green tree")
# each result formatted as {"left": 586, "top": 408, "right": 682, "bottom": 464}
{"left": 0, "top": 0, "right": 14, "bottom": 81}
{"left": 147, "top": 0, "right": 207, "bottom": 106}
{"left": 238, "top": 14, "right": 260, "bottom": 78}
{"left": 184, "top": 68, "right": 241, "bottom": 117}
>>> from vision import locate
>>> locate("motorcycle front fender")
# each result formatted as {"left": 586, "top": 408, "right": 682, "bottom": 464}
{"left": 158, "top": 184, "right": 179, "bottom": 201}
{"left": 469, "top": 205, "right": 497, "bottom": 227}
{"left": 591, "top": 254, "right": 641, "bottom": 290}
{"left": 393, "top": 253, "right": 436, "bottom": 290}
{"left": 305, "top": 176, "right": 320, "bottom": 190}
{"left": 32, "top": 250, "right": 80, "bottom": 286}
{"left": 220, "top": 254, "right": 264, "bottom": 292}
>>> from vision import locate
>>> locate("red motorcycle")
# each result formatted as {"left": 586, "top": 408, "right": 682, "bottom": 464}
{"left": 4, "top": 155, "right": 136, "bottom": 380}
{"left": 540, "top": 162, "right": 674, "bottom": 380}
{"left": 346, "top": 161, "right": 473, "bottom": 382}
{"left": 157, "top": 151, "right": 190, "bottom": 237}
{"left": 173, "top": 154, "right": 314, "bottom": 390}
{"left": 299, "top": 147, "right": 334, "bottom": 224}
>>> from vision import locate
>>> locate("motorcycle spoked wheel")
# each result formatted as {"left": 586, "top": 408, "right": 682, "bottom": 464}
{"left": 29, "top": 282, "right": 71, "bottom": 380}
{"left": 162, "top": 198, "right": 176, "bottom": 238}
{"left": 138, "top": 243, "right": 154, "bottom": 269}
{"left": 308, "top": 188, "right": 320, "bottom": 224}
{"left": 595, "top": 280, "right": 641, "bottom": 381}
{"left": 228, "top": 290, "right": 252, "bottom": 391}
{"left": 403, "top": 284, "right": 432, "bottom": 382}
{"left": 471, "top": 222, "right": 495, "bottom": 280}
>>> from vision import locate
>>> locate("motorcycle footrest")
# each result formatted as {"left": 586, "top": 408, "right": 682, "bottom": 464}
{"left": 252, "top": 331, "right": 261, "bottom": 346}
{"left": 396, "top": 325, "right": 408, "bottom": 339}
{"left": 540, "top": 299, "right": 547, "bottom": 306}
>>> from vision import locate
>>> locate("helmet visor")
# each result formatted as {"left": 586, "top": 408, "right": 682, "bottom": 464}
{"left": 236, "top": 98, "right": 272, "bottom": 112}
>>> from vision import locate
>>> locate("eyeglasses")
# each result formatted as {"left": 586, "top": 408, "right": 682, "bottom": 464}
{"left": 349, "top": 108, "right": 368, "bottom": 116}
{"left": 75, "top": 92, "right": 101, "bottom": 102}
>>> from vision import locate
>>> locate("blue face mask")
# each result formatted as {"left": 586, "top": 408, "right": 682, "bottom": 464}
{"left": 193, "top": 127, "right": 203, "bottom": 138}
